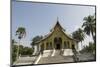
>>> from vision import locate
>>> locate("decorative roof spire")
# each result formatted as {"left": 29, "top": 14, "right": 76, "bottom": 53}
{"left": 57, "top": 17, "right": 59, "bottom": 21}
{"left": 50, "top": 17, "right": 65, "bottom": 32}
{"left": 56, "top": 17, "right": 60, "bottom": 25}
{"left": 57, "top": 17, "right": 59, "bottom": 23}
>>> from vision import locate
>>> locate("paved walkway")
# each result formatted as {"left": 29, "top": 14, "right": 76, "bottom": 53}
{"left": 13, "top": 56, "right": 35, "bottom": 65}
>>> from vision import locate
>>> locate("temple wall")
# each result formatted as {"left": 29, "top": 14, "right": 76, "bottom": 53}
{"left": 39, "top": 27, "right": 77, "bottom": 50}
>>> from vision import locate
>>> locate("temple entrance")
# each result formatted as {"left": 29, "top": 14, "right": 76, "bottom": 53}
{"left": 54, "top": 37, "right": 62, "bottom": 50}
{"left": 56, "top": 44, "right": 60, "bottom": 49}
{"left": 72, "top": 44, "right": 75, "bottom": 49}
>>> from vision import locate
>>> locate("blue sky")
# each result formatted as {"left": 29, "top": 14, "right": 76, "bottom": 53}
{"left": 12, "top": 1, "right": 95, "bottom": 47}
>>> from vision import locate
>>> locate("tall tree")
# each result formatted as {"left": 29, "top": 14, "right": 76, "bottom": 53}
{"left": 82, "top": 15, "right": 96, "bottom": 43}
{"left": 72, "top": 28, "right": 85, "bottom": 49}
{"left": 31, "top": 36, "right": 43, "bottom": 48}
{"left": 16, "top": 27, "right": 26, "bottom": 59}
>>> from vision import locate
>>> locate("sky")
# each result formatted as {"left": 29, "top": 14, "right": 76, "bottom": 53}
{"left": 12, "top": 1, "right": 95, "bottom": 49}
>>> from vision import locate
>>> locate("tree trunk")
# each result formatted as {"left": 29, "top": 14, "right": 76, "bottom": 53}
{"left": 91, "top": 30, "right": 95, "bottom": 44}
{"left": 81, "top": 41, "right": 83, "bottom": 50}
{"left": 91, "top": 27, "right": 95, "bottom": 44}
{"left": 16, "top": 39, "right": 20, "bottom": 60}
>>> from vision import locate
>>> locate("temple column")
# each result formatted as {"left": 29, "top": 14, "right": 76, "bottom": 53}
{"left": 69, "top": 41, "right": 71, "bottom": 49}
{"left": 51, "top": 41, "right": 53, "bottom": 49}
{"left": 61, "top": 41, "right": 63, "bottom": 49}
{"left": 39, "top": 44, "right": 41, "bottom": 52}
{"left": 52, "top": 41, "right": 55, "bottom": 49}
{"left": 44, "top": 42, "right": 46, "bottom": 50}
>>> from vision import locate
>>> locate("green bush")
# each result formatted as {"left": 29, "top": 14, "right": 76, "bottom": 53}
{"left": 12, "top": 45, "right": 17, "bottom": 63}
{"left": 12, "top": 44, "right": 34, "bottom": 63}
{"left": 80, "top": 42, "right": 96, "bottom": 53}
{"left": 20, "top": 47, "right": 34, "bottom": 56}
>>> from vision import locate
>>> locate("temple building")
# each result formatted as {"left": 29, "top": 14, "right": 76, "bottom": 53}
{"left": 34, "top": 20, "right": 78, "bottom": 56}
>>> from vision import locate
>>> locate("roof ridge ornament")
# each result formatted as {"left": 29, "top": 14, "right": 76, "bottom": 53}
{"left": 56, "top": 17, "right": 66, "bottom": 32}
{"left": 57, "top": 17, "right": 59, "bottom": 21}
{"left": 50, "top": 17, "right": 66, "bottom": 32}
{"left": 57, "top": 17, "right": 59, "bottom": 24}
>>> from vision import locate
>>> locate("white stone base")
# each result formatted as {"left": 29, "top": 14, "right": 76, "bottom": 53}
{"left": 41, "top": 49, "right": 74, "bottom": 57}
{"left": 63, "top": 49, "right": 74, "bottom": 56}
{"left": 51, "top": 49, "right": 55, "bottom": 56}
{"left": 34, "top": 54, "right": 41, "bottom": 64}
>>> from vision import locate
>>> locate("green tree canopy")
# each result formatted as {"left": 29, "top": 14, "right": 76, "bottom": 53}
{"left": 72, "top": 28, "right": 85, "bottom": 49}
{"left": 31, "top": 35, "right": 43, "bottom": 47}
{"left": 80, "top": 42, "right": 96, "bottom": 54}
{"left": 72, "top": 28, "right": 85, "bottom": 43}
{"left": 15, "top": 27, "right": 26, "bottom": 59}
{"left": 16, "top": 27, "right": 26, "bottom": 39}
{"left": 82, "top": 15, "right": 96, "bottom": 43}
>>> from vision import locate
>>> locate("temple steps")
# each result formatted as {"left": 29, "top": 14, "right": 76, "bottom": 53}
{"left": 37, "top": 49, "right": 74, "bottom": 64}
{"left": 38, "top": 55, "right": 74, "bottom": 64}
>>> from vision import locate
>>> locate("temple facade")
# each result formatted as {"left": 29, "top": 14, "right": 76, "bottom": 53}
{"left": 34, "top": 20, "right": 78, "bottom": 56}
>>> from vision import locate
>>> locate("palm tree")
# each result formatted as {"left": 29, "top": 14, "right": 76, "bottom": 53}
{"left": 72, "top": 28, "right": 85, "bottom": 49}
{"left": 82, "top": 15, "right": 96, "bottom": 43}
{"left": 16, "top": 27, "right": 26, "bottom": 59}
{"left": 72, "top": 31, "right": 80, "bottom": 43}
{"left": 78, "top": 28, "right": 85, "bottom": 48}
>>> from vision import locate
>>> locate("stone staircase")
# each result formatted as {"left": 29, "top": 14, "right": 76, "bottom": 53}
{"left": 42, "top": 50, "right": 53, "bottom": 57}
{"left": 54, "top": 50, "right": 61, "bottom": 56}
{"left": 38, "top": 50, "right": 74, "bottom": 64}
